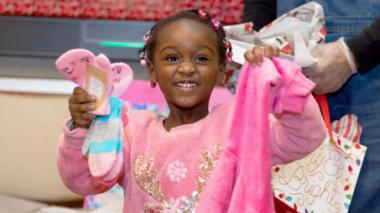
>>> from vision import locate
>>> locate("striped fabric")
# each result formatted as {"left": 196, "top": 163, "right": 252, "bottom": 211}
{"left": 82, "top": 96, "right": 125, "bottom": 181}
{"left": 332, "top": 114, "right": 362, "bottom": 143}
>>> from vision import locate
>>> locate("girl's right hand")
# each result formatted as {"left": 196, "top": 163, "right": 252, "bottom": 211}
{"left": 68, "top": 87, "right": 97, "bottom": 129}
{"left": 244, "top": 45, "right": 279, "bottom": 65}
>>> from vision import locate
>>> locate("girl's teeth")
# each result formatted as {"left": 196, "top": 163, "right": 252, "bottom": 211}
{"left": 177, "top": 82, "right": 196, "bottom": 88}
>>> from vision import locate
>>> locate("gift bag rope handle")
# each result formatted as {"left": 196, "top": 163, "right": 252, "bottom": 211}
{"left": 314, "top": 94, "right": 355, "bottom": 161}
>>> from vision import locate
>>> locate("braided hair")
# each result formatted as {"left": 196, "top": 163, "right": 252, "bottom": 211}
{"left": 139, "top": 9, "right": 232, "bottom": 65}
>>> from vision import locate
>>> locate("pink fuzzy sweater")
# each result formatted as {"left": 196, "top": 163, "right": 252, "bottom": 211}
{"left": 57, "top": 58, "right": 326, "bottom": 212}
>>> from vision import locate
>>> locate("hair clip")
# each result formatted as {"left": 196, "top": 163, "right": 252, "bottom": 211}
{"left": 211, "top": 19, "right": 221, "bottom": 30}
{"left": 227, "top": 51, "right": 233, "bottom": 63}
{"left": 223, "top": 38, "right": 233, "bottom": 62}
{"left": 140, "top": 51, "right": 147, "bottom": 66}
{"left": 224, "top": 42, "right": 231, "bottom": 49}
{"left": 143, "top": 30, "right": 151, "bottom": 42}
{"left": 198, "top": 10, "right": 207, "bottom": 19}
{"left": 222, "top": 68, "right": 234, "bottom": 85}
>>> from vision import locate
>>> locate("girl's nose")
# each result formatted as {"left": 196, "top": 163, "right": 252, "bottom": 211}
{"left": 178, "top": 62, "right": 196, "bottom": 75}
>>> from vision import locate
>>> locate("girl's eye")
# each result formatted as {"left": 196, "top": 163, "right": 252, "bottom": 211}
{"left": 194, "top": 55, "right": 209, "bottom": 63}
{"left": 166, "top": 55, "right": 179, "bottom": 62}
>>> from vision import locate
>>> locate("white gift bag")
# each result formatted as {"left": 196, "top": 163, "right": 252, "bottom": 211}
{"left": 272, "top": 96, "right": 367, "bottom": 213}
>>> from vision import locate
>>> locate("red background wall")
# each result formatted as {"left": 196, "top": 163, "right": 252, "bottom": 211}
{"left": 0, "top": 0, "right": 243, "bottom": 24}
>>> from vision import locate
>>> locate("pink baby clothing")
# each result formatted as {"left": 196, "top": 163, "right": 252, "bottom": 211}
{"left": 82, "top": 96, "right": 126, "bottom": 181}
{"left": 57, "top": 59, "right": 326, "bottom": 212}
{"left": 55, "top": 48, "right": 134, "bottom": 115}
{"left": 196, "top": 57, "right": 319, "bottom": 213}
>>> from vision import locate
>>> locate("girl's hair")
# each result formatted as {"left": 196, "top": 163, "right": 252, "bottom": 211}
{"left": 139, "top": 9, "right": 231, "bottom": 65}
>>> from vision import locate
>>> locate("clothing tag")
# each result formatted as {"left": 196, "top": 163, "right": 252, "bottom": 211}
{"left": 230, "top": 39, "right": 255, "bottom": 65}
{"left": 84, "top": 63, "right": 108, "bottom": 111}
{"left": 230, "top": 39, "right": 294, "bottom": 65}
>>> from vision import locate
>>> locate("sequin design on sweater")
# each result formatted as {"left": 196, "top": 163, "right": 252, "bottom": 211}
{"left": 197, "top": 144, "right": 223, "bottom": 193}
{"left": 133, "top": 144, "right": 223, "bottom": 212}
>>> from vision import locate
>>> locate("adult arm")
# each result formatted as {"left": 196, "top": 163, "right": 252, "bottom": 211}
{"left": 242, "top": 0, "right": 277, "bottom": 31}
{"left": 346, "top": 16, "right": 380, "bottom": 73}
{"left": 310, "top": 17, "right": 380, "bottom": 94}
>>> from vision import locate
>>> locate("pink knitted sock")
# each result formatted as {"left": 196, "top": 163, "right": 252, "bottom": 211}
{"left": 110, "top": 63, "right": 134, "bottom": 97}
{"left": 56, "top": 49, "right": 134, "bottom": 180}
{"left": 55, "top": 49, "right": 133, "bottom": 115}
{"left": 55, "top": 49, "right": 95, "bottom": 86}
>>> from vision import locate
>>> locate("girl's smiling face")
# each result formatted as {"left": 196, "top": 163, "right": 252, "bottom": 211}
{"left": 148, "top": 18, "right": 225, "bottom": 110}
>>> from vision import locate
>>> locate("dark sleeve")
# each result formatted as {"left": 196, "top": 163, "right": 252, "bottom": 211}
{"left": 242, "top": 0, "right": 277, "bottom": 31}
{"left": 346, "top": 16, "right": 380, "bottom": 73}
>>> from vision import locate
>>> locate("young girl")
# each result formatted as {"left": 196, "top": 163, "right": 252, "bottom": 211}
{"left": 57, "top": 9, "right": 326, "bottom": 212}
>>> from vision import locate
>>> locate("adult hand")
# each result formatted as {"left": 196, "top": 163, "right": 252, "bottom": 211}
{"left": 309, "top": 39, "right": 358, "bottom": 95}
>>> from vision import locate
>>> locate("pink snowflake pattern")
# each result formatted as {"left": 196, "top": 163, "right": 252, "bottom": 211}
{"left": 167, "top": 160, "right": 188, "bottom": 183}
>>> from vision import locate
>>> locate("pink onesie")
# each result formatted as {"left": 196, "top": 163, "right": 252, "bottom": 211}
{"left": 57, "top": 58, "right": 326, "bottom": 212}
{"left": 196, "top": 57, "right": 320, "bottom": 212}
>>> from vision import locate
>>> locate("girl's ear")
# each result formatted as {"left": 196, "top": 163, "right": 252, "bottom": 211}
{"left": 147, "top": 61, "right": 157, "bottom": 83}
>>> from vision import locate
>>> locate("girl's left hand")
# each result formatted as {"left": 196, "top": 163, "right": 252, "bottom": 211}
{"left": 244, "top": 46, "right": 280, "bottom": 65}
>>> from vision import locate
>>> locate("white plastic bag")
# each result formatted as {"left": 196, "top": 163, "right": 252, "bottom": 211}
{"left": 224, "top": 1, "right": 325, "bottom": 68}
